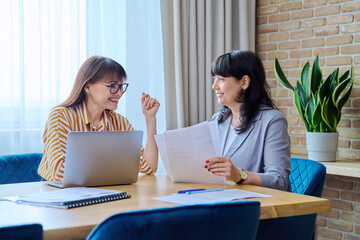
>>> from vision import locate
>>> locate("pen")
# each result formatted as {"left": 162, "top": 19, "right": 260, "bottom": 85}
{"left": 178, "top": 188, "right": 206, "bottom": 194}
{"left": 187, "top": 188, "right": 224, "bottom": 194}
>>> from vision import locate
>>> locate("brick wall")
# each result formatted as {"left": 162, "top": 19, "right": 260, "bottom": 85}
{"left": 317, "top": 175, "right": 360, "bottom": 239}
{"left": 256, "top": 0, "right": 360, "bottom": 161}
{"left": 256, "top": 1, "right": 360, "bottom": 239}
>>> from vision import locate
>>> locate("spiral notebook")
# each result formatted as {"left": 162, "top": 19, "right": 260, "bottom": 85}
{"left": 4, "top": 187, "right": 131, "bottom": 209}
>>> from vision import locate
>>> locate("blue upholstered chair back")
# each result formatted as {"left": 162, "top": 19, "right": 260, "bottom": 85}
{"left": 0, "top": 223, "right": 43, "bottom": 240}
{"left": 256, "top": 158, "right": 327, "bottom": 240}
{"left": 0, "top": 153, "right": 43, "bottom": 184}
{"left": 290, "top": 158, "right": 326, "bottom": 197}
{"left": 87, "top": 201, "right": 261, "bottom": 240}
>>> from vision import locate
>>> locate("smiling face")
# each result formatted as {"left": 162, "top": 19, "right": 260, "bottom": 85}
{"left": 212, "top": 75, "right": 244, "bottom": 110}
{"left": 85, "top": 77, "right": 124, "bottom": 112}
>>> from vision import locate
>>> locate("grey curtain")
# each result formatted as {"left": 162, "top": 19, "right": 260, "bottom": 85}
{"left": 161, "top": 0, "right": 256, "bottom": 129}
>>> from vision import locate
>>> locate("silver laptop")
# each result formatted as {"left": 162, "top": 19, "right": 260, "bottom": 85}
{"left": 46, "top": 131, "right": 143, "bottom": 188}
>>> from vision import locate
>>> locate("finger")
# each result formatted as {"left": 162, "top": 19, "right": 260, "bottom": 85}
{"left": 206, "top": 157, "right": 222, "bottom": 164}
{"left": 146, "top": 98, "right": 154, "bottom": 109}
{"left": 206, "top": 162, "right": 228, "bottom": 169}
{"left": 210, "top": 169, "right": 228, "bottom": 175}
{"left": 211, "top": 171, "right": 231, "bottom": 178}
{"left": 208, "top": 167, "right": 231, "bottom": 174}
{"left": 207, "top": 167, "right": 232, "bottom": 175}
{"left": 151, "top": 97, "right": 158, "bottom": 104}
{"left": 149, "top": 98, "right": 156, "bottom": 108}
{"left": 150, "top": 98, "right": 157, "bottom": 107}
{"left": 207, "top": 158, "right": 228, "bottom": 166}
{"left": 147, "top": 98, "right": 153, "bottom": 108}
{"left": 141, "top": 93, "right": 149, "bottom": 103}
{"left": 142, "top": 96, "right": 150, "bottom": 106}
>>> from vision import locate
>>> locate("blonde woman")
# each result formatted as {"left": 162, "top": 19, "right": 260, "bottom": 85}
{"left": 38, "top": 56, "right": 159, "bottom": 181}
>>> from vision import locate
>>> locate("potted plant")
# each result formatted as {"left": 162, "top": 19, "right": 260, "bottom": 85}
{"left": 274, "top": 56, "right": 354, "bottom": 162}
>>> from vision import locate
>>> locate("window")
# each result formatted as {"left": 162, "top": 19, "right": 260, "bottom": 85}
{"left": 0, "top": 0, "right": 166, "bottom": 172}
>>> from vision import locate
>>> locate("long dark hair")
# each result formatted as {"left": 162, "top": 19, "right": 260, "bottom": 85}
{"left": 59, "top": 56, "right": 127, "bottom": 108}
{"left": 211, "top": 50, "right": 276, "bottom": 133}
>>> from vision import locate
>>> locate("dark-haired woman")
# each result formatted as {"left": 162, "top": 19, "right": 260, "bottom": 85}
{"left": 205, "top": 50, "right": 291, "bottom": 191}
{"left": 38, "top": 56, "right": 159, "bottom": 181}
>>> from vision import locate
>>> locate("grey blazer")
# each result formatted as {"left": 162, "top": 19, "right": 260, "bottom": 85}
{"left": 212, "top": 107, "right": 291, "bottom": 191}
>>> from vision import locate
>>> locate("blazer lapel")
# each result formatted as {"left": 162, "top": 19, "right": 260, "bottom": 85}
{"left": 219, "top": 116, "right": 231, "bottom": 156}
{"left": 224, "top": 123, "right": 255, "bottom": 159}
{"left": 224, "top": 109, "right": 264, "bottom": 159}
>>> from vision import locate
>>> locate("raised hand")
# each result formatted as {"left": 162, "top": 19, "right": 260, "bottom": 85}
{"left": 141, "top": 92, "right": 160, "bottom": 119}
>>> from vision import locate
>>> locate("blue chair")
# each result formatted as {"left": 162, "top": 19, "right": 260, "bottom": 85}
{"left": 289, "top": 158, "right": 326, "bottom": 197}
{"left": 256, "top": 158, "right": 326, "bottom": 240}
{"left": 0, "top": 223, "right": 43, "bottom": 240}
{"left": 87, "top": 201, "right": 261, "bottom": 240}
{"left": 0, "top": 153, "right": 43, "bottom": 184}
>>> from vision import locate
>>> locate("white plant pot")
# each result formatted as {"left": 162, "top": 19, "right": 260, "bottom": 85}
{"left": 306, "top": 132, "right": 339, "bottom": 162}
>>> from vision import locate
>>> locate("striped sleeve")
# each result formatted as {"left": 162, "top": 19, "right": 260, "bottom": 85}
{"left": 38, "top": 108, "right": 71, "bottom": 181}
{"left": 117, "top": 114, "right": 154, "bottom": 175}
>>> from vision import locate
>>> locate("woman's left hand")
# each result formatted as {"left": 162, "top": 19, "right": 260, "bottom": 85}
{"left": 205, "top": 157, "right": 240, "bottom": 183}
{"left": 141, "top": 92, "right": 160, "bottom": 119}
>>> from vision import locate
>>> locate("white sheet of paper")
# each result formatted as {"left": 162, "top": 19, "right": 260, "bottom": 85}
{"left": 154, "top": 134, "right": 173, "bottom": 180}
{"left": 153, "top": 189, "right": 271, "bottom": 205}
{"left": 155, "top": 121, "right": 225, "bottom": 184}
{"left": 209, "top": 120, "right": 221, "bottom": 156}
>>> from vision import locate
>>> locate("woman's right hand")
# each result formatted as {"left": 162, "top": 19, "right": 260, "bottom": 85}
{"left": 205, "top": 157, "right": 241, "bottom": 183}
{"left": 141, "top": 92, "right": 160, "bottom": 120}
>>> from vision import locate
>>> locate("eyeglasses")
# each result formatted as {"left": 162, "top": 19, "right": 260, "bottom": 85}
{"left": 100, "top": 82, "right": 129, "bottom": 94}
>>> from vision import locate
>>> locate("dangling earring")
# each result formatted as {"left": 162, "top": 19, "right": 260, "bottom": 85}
{"left": 242, "top": 87, "right": 246, "bottom": 90}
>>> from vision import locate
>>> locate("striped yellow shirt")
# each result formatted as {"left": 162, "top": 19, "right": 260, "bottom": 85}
{"left": 38, "top": 101, "right": 153, "bottom": 181}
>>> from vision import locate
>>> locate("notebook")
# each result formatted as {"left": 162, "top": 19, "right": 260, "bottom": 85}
{"left": 46, "top": 131, "right": 143, "bottom": 188}
{"left": 4, "top": 187, "right": 131, "bottom": 209}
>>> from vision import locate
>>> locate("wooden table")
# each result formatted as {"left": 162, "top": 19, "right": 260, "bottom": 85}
{"left": 0, "top": 174, "right": 331, "bottom": 240}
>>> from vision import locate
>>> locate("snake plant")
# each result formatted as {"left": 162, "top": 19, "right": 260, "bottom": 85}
{"left": 274, "top": 56, "right": 354, "bottom": 132}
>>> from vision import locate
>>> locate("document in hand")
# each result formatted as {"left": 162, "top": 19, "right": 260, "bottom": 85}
{"left": 153, "top": 189, "right": 271, "bottom": 205}
{"left": 155, "top": 121, "right": 226, "bottom": 184}
{"left": 4, "top": 187, "right": 130, "bottom": 209}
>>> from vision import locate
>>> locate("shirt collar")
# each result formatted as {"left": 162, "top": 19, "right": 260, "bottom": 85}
{"left": 80, "top": 101, "right": 91, "bottom": 126}
{"left": 103, "top": 110, "right": 110, "bottom": 128}
{"left": 80, "top": 101, "right": 110, "bottom": 128}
